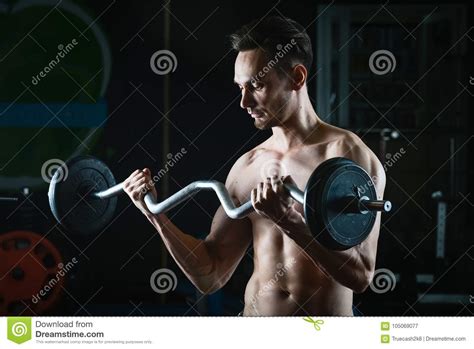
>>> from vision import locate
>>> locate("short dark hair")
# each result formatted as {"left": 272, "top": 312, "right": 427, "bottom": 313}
{"left": 229, "top": 16, "right": 313, "bottom": 75}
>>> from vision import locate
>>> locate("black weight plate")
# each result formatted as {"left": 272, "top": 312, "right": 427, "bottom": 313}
{"left": 304, "top": 157, "right": 352, "bottom": 203}
{"left": 304, "top": 158, "right": 377, "bottom": 250}
{"left": 48, "top": 156, "right": 117, "bottom": 235}
{"left": 321, "top": 164, "right": 377, "bottom": 249}
{"left": 304, "top": 157, "right": 352, "bottom": 246}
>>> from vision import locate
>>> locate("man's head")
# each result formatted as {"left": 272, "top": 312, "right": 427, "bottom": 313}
{"left": 230, "top": 16, "right": 313, "bottom": 129}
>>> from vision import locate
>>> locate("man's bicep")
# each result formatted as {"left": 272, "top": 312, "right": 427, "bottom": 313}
{"left": 347, "top": 143, "right": 386, "bottom": 264}
{"left": 205, "top": 205, "right": 253, "bottom": 272}
{"left": 347, "top": 141, "right": 386, "bottom": 198}
{"left": 203, "top": 152, "right": 253, "bottom": 280}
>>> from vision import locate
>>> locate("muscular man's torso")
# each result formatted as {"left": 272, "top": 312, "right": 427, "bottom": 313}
{"left": 233, "top": 123, "right": 368, "bottom": 316}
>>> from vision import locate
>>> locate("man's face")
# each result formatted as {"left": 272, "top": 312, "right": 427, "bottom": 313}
{"left": 234, "top": 49, "right": 293, "bottom": 130}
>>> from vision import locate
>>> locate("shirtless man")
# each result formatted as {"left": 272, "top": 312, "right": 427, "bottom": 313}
{"left": 124, "top": 16, "right": 386, "bottom": 316}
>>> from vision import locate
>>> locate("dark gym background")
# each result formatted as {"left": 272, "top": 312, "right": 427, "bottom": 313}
{"left": 0, "top": 0, "right": 473, "bottom": 316}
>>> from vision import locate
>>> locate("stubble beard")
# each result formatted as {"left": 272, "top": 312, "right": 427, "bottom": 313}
{"left": 254, "top": 115, "right": 279, "bottom": 130}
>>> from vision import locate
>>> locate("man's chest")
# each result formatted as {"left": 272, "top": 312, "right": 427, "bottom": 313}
{"left": 235, "top": 146, "right": 337, "bottom": 203}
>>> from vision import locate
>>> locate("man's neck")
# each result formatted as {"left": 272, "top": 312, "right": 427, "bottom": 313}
{"left": 271, "top": 103, "right": 320, "bottom": 152}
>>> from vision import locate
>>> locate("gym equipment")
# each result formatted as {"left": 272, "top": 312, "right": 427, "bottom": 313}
{"left": 48, "top": 156, "right": 117, "bottom": 236}
{"left": 0, "top": 230, "right": 64, "bottom": 315}
{"left": 304, "top": 157, "right": 390, "bottom": 249}
{"left": 379, "top": 128, "right": 400, "bottom": 161}
{"left": 0, "top": 197, "right": 19, "bottom": 202}
{"left": 49, "top": 156, "right": 391, "bottom": 250}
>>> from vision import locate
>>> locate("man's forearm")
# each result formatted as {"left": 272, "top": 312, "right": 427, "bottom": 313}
{"left": 277, "top": 212, "right": 372, "bottom": 292}
{"left": 143, "top": 212, "right": 218, "bottom": 293}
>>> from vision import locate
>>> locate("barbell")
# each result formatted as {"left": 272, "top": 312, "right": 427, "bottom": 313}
{"left": 48, "top": 156, "right": 391, "bottom": 250}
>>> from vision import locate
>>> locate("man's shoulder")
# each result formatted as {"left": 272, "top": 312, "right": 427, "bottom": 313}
{"left": 332, "top": 126, "right": 385, "bottom": 189}
{"left": 322, "top": 123, "right": 372, "bottom": 157}
{"left": 342, "top": 129, "right": 368, "bottom": 152}
{"left": 322, "top": 123, "right": 360, "bottom": 147}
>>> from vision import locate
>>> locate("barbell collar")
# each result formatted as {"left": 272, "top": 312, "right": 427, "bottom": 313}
{"left": 341, "top": 196, "right": 392, "bottom": 214}
{"left": 360, "top": 199, "right": 392, "bottom": 213}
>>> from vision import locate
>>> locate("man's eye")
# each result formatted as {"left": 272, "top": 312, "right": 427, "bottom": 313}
{"left": 253, "top": 84, "right": 264, "bottom": 90}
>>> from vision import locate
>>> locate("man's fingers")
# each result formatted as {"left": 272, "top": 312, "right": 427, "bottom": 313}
{"left": 270, "top": 175, "right": 287, "bottom": 198}
{"left": 124, "top": 170, "right": 141, "bottom": 187}
{"left": 256, "top": 182, "right": 263, "bottom": 203}
{"left": 263, "top": 178, "right": 272, "bottom": 200}
{"left": 138, "top": 183, "right": 149, "bottom": 195}
{"left": 133, "top": 177, "right": 147, "bottom": 190}
{"left": 129, "top": 170, "right": 146, "bottom": 184}
{"left": 251, "top": 188, "right": 262, "bottom": 212}
{"left": 275, "top": 177, "right": 286, "bottom": 195}
{"left": 270, "top": 175, "right": 277, "bottom": 191}
{"left": 251, "top": 188, "right": 257, "bottom": 205}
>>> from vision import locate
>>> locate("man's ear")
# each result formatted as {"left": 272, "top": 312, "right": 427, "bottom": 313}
{"left": 289, "top": 64, "right": 307, "bottom": 90}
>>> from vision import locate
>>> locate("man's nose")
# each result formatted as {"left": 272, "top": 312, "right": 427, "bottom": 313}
{"left": 240, "top": 88, "right": 256, "bottom": 110}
